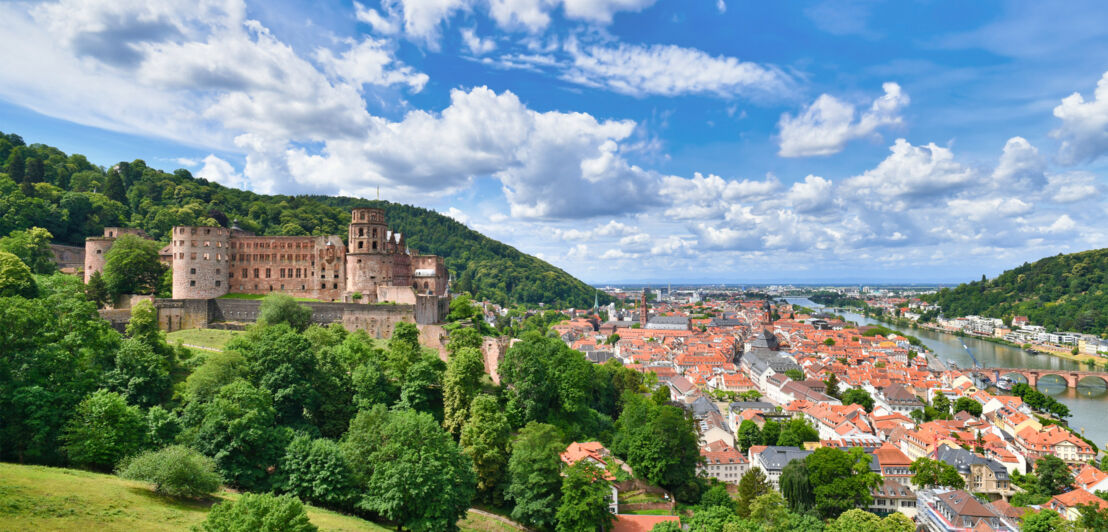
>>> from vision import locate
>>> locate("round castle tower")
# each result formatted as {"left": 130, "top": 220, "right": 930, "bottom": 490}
{"left": 84, "top": 238, "right": 113, "bottom": 284}
{"left": 345, "top": 208, "right": 391, "bottom": 300}
{"left": 171, "top": 226, "right": 231, "bottom": 299}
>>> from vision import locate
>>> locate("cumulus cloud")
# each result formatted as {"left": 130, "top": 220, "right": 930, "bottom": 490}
{"left": 991, "top": 136, "right": 1045, "bottom": 189}
{"left": 660, "top": 172, "right": 779, "bottom": 219}
{"left": 777, "top": 82, "right": 908, "bottom": 157}
{"left": 843, "top": 138, "right": 974, "bottom": 205}
{"left": 555, "top": 220, "right": 638, "bottom": 240}
{"left": 1052, "top": 70, "right": 1108, "bottom": 165}
{"left": 460, "top": 28, "right": 496, "bottom": 55}
{"left": 196, "top": 154, "right": 246, "bottom": 189}
{"left": 1047, "top": 172, "right": 1100, "bottom": 203}
{"left": 784, "top": 175, "right": 834, "bottom": 213}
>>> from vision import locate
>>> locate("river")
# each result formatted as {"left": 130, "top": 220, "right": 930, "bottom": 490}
{"left": 785, "top": 298, "right": 1108, "bottom": 449}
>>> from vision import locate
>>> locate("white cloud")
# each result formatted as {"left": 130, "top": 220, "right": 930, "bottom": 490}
{"left": 777, "top": 82, "right": 908, "bottom": 157}
{"left": 315, "top": 36, "right": 428, "bottom": 91}
{"left": 444, "top": 207, "right": 470, "bottom": 225}
{"left": 196, "top": 154, "right": 246, "bottom": 189}
{"left": 946, "top": 197, "right": 1032, "bottom": 222}
{"left": 843, "top": 138, "right": 974, "bottom": 204}
{"left": 555, "top": 220, "right": 638, "bottom": 240}
{"left": 1052, "top": 70, "right": 1108, "bottom": 165}
{"left": 1042, "top": 214, "right": 1077, "bottom": 234}
{"left": 1047, "top": 172, "right": 1099, "bottom": 203}
{"left": 566, "top": 243, "right": 589, "bottom": 259}
{"left": 354, "top": 1, "right": 399, "bottom": 34}
{"left": 561, "top": 39, "right": 793, "bottom": 98}
{"left": 460, "top": 28, "right": 496, "bottom": 55}
{"left": 660, "top": 172, "right": 779, "bottom": 219}
{"left": 991, "top": 136, "right": 1045, "bottom": 189}
{"left": 716, "top": 0, "right": 727, "bottom": 13}
{"left": 560, "top": 0, "right": 657, "bottom": 24}
{"left": 784, "top": 175, "right": 833, "bottom": 213}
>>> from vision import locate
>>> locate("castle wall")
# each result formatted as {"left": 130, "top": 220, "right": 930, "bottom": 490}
{"left": 157, "top": 299, "right": 213, "bottom": 331}
{"left": 346, "top": 254, "right": 393, "bottom": 301}
{"left": 412, "top": 255, "right": 448, "bottom": 296}
{"left": 226, "top": 235, "right": 345, "bottom": 301}
{"left": 153, "top": 298, "right": 419, "bottom": 337}
{"left": 377, "top": 285, "right": 418, "bottom": 305}
{"left": 170, "top": 226, "right": 231, "bottom": 299}
{"left": 50, "top": 244, "right": 85, "bottom": 273}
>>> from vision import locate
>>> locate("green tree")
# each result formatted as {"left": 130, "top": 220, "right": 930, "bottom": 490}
{"left": 183, "top": 379, "right": 290, "bottom": 491}
{"left": 1021, "top": 509, "right": 1069, "bottom": 532}
{"left": 62, "top": 390, "right": 147, "bottom": 471}
{"left": 461, "top": 394, "right": 512, "bottom": 504}
{"left": 700, "top": 484, "right": 735, "bottom": 511}
{"left": 760, "top": 419, "right": 781, "bottom": 446}
{"left": 281, "top": 435, "right": 357, "bottom": 511}
{"left": 352, "top": 359, "right": 396, "bottom": 409}
{"left": 104, "top": 171, "right": 126, "bottom": 203}
{"left": 257, "top": 293, "right": 313, "bottom": 331}
{"left": 1035, "top": 456, "right": 1073, "bottom": 496}
{"left": 198, "top": 493, "right": 317, "bottom": 532}
{"left": 785, "top": 368, "right": 804, "bottom": 380}
{"left": 825, "top": 509, "right": 880, "bottom": 532}
{"left": 385, "top": 321, "right": 424, "bottom": 382}
{"left": 506, "top": 422, "right": 564, "bottom": 530}
{"left": 622, "top": 404, "right": 701, "bottom": 497}
{"left": 780, "top": 459, "right": 814, "bottom": 513}
{"left": 806, "top": 447, "right": 882, "bottom": 520}
{"left": 398, "top": 357, "right": 445, "bottom": 417}
{"left": 823, "top": 373, "right": 840, "bottom": 398}
{"left": 102, "top": 234, "right": 165, "bottom": 297}
{"left": 0, "top": 227, "right": 55, "bottom": 273}
{"left": 118, "top": 445, "right": 222, "bottom": 499}
{"left": 229, "top": 324, "right": 321, "bottom": 429}
{"left": 953, "top": 397, "right": 983, "bottom": 417}
{"left": 446, "top": 326, "right": 483, "bottom": 355}
{"left": 776, "top": 418, "right": 819, "bottom": 448}
{"left": 103, "top": 337, "right": 172, "bottom": 408}
{"left": 841, "top": 388, "right": 874, "bottom": 412}
{"left": 909, "top": 457, "right": 965, "bottom": 490}
{"left": 556, "top": 460, "right": 615, "bottom": 532}
{"left": 183, "top": 350, "right": 248, "bottom": 404}
{"left": 347, "top": 408, "right": 476, "bottom": 532}
{"left": 0, "top": 251, "right": 37, "bottom": 298}
{"left": 737, "top": 419, "right": 761, "bottom": 452}
{"left": 1077, "top": 502, "right": 1108, "bottom": 530}
{"left": 85, "top": 270, "right": 110, "bottom": 307}
{"left": 736, "top": 468, "right": 771, "bottom": 517}
{"left": 932, "top": 393, "right": 951, "bottom": 415}
{"left": 146, "top": 406, "right": 180, "bottom": 448}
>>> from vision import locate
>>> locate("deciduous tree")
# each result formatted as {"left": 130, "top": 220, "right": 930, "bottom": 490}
{"left": 62, "top": 389, "right": 147, "bottom": 471}
{"left": 506, "top": 422, "right": 564, "bottom": 530}
{"left": 461, "top": 394, "right": 511, "bottom": 504}
{"left": 556, "top": 460, "right": 615, "bottom": 532}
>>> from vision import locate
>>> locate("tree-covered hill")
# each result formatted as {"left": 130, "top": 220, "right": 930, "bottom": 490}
{"left": 0, "top": 130, "right": 606, "bottom": 307}
{"left": 924, "top": 248, "right": 1108, "bottom": 335}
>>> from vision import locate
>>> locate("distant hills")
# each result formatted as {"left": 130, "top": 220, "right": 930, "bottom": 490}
{"left": 0, "top": 130, "right": 606, "bottom": 308}
{"left": 924, "top": 249, "right": 1108, "bottom": 335}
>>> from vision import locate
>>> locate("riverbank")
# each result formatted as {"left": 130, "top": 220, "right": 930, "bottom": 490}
{"left": 863, "top": 310, "right": 1107, "bottom": 369}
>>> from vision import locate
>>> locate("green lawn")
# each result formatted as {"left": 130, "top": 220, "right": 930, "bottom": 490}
{"left": 0, "top": 463, "right": 522, "bottom": 532}
{"left": 166, "top": 329, "right": 243, "bottom": 352}
{"left": 0, "top": 463, "right": 387, "bottom": 532}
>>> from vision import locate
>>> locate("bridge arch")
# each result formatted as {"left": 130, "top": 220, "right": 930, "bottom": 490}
{"left": 1077, "top": 374, "right": 1108, "bottom": 388}
{"left": 999, "top": 372, "right": 1029, "bottom": 386}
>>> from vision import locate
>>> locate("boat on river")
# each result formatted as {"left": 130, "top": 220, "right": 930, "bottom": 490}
{"left": 996, "top": 375, "right": 1015, "bottom": 391}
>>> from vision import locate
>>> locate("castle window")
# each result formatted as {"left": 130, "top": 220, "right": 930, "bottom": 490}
{"left": 281, "top": 284, "right": 285, "bottom": 290}
{"left": 360, "top": 212, "right": 366, "bottom": 221}
{"left": 217, "top": 241, "right": 222, "bottom": 248}
{"left": 215, "top": 280, "right": 221, "bottom": 287}
{"left": 204, "top": 241, "right": 210, "bottom": 247}
{"left": 216, "top": 254, "right": 221, "bottom": 261}
{"left": 228, "top": 272, "right": 233, "bottom": 278}
{"left": 192, "top": 240, "right": 197, "bottom": 247}
{"left": 333, "top": 283, "right": 338, "bottom": 289}
{"left": 190, "top": 268, "right": 196, "bottom": 275}
{"left": 372, "top": 228, "right": 377, "bottom": 238}
{"left": 265, "top": 268, "right": 271, "bottom": 278}
{"left": 358, "top": 241, "right": 363, "bottom": 249}
{"left": 96, "top": 249, "right": 102, "bottom": 254}
{"left": 358, "top": 227, "right": 364, "bottom": 237}
{"left": 190, "top": 280, "right": 196, "bottom": 287}
{"left": 203, "top": 253, "right": 210, "bottom": 260}
{"left": 322, "top": 283, "right": 326, "bottom": 289}
{"left": 178, "top": 253, "right": 184, "bottom": 259}
{"left": 279, "top": 268, "right": 285, "bottom": 278}
{"left": 372, "top": 242, "right": 377, "bottom": 250}
{"left": 190, "top": 253, "right": 197, "bottom": 260}
{"left": 205, "top": 229, "right": 210, "bottom": 235}
{"left": 215, "top": 269, "right": 221, "bottom": 275}
{"left": 242, "top": 269, "right": 248, "bottom": 278}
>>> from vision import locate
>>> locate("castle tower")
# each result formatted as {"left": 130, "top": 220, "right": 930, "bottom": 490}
{"left": 170, "top": 226, "right": 231, "bottom": 299}
{"left": 345, "top": 208, "right": 392, "bottom": 301}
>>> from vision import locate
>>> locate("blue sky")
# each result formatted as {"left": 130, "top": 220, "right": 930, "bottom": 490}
{"left": 1, "top": 0, "right": 1107, "bottom": 284}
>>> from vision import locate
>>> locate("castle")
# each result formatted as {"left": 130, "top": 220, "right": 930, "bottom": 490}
{"left": 85, "top": 207, "right": 449, "bottom": 305}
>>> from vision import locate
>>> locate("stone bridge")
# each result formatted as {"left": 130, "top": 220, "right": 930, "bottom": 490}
{"left": 983, "top": 368, "right": 1108, "bottom": 388}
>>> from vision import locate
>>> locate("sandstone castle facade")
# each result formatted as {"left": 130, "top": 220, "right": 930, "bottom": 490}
{"left": 86, "top": 208, "right": 449, "bottom": 305}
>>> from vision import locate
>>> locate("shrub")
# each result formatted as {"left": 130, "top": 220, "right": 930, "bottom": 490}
{"left": 119, "top": 445, "right": 222, "bottom": 498}
{"left": 258, "top": 293, "right": 312, "bottom": 331}
{"left": 197, "top": 493, "right": 317, "bottom": 532}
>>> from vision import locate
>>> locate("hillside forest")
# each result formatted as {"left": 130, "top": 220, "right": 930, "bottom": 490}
{"left": 0, "top": 130, "right": 606, "bottom": 308}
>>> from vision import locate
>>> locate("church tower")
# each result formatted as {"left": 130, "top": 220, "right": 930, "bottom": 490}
{"left": 639, "top": 289, "right": 648, "bottom": 327}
